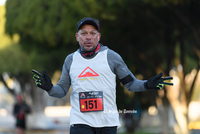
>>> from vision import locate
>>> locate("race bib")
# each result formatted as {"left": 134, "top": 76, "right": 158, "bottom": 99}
{"left": 79, "top": 91, "right": 103, "bottom": 112}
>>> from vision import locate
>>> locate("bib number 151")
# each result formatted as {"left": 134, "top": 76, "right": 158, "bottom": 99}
{"left": 80, "top": 98, "right": 103, "bottom": 112}
{"left": 84, "top": 100, "right": 97, "bottom": 109}
{"left": 79, "top": 91, "right": 103, "bottom": 112}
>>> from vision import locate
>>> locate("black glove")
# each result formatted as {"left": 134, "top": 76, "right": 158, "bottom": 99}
{"left": 32, "top": 69, "right": 53, "bottom": 91}
{"left": 145, "top": 72, "right": 173, "bottom": 90}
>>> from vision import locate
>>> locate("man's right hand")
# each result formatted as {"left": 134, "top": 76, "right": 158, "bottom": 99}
{"left": 32, "top": 69, "right": 53, "bottom": 91}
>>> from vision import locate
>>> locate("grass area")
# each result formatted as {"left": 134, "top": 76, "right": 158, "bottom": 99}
{"left": 117, "top": 126, "right": 175, "bottom": 134}
{"left": 118, "top": 132, "right": 157, "bottom": 134}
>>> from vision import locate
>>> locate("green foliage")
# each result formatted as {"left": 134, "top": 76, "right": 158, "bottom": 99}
{"left": 5, "top": 0, "right": 101, "bottom": 48}
{"left": 142, "top": 0, "right": 189, "bottom": 7}
{"left": 0, "top": 5, "right": 18, "bottom": 49}
{"left": 0, "top": 5, "right": 23, "bottom": 74}
{"left": 5, "top": 0, "right": 200, "bottom": 73}
{"left": 0, "top": 44, "right": 30, "bottom": 74}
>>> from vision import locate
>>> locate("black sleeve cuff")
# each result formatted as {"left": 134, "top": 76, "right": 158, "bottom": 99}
{"left": 120, "top": 75, "right": 133, "bottom": 85}
{"left": 144, "top": 82, "right": 149, "bottom": 90}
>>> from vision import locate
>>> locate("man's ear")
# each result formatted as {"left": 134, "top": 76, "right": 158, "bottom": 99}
{"left": 75, "top": 33, "right": 79, "bottom": 41}
{"left": 98, "top": 33, "right": 101, "bottom": 41}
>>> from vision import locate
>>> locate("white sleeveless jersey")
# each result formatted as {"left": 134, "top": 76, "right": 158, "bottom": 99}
{"left": 69, "top": 49, "right": 120, "bottom": 127}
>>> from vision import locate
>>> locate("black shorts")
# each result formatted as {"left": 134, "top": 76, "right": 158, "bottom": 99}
{"left": 16, "top": 120, "right": 26, "bottom": 129}
{"left": 70, "top": 124, "right": 117, "bottom": 134}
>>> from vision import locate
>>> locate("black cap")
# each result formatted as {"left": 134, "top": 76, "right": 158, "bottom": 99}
{"left": 77, "top": 17, "right": 100, "bottom": 31}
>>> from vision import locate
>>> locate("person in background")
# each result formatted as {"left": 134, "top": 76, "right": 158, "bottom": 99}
{"left": 13, "top": 94, "right": 31, "bottom": 134}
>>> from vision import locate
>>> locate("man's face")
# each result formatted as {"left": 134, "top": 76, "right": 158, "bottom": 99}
{"left": 76, "top": 24, "right": 101, "bottom": 52}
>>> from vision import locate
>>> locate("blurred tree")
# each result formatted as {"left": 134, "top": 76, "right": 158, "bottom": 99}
{"left": 97, "top": 0, "right": 200, "bottom": 133}
{"left": 0, "top": 5, "right": 17, "bottom": 49}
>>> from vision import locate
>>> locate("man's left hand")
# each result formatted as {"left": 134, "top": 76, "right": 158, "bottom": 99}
{"left": 145, "top": 72, "right": 173, "bottom": 90}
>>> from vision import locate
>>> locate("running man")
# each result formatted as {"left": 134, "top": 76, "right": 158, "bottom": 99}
{"left": 32, "top": 17, "right": 173, "bottom": 134}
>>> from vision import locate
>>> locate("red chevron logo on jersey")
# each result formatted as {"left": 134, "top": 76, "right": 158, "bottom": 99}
{"left": 78, "top": 67, "right": 99, "bottom": 78}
